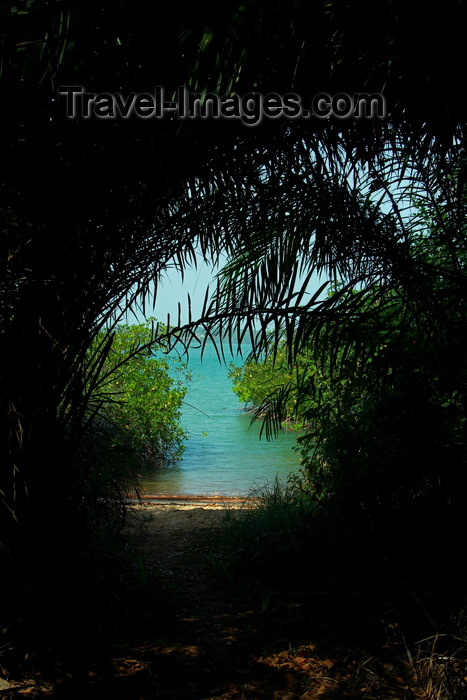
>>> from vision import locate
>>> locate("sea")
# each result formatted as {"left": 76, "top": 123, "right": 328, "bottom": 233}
{"left": 141, "top": 340, "right": 302, "bottom": 496}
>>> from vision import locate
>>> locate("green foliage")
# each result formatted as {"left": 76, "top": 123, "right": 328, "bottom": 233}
{"left": 3, "top": 0, "right": 467, "bottom": 671}
{"left": 69, "top": 321, "right": 191, "bottom": 539}
{"left": 229, "top": 334, "right": 340, "bottom": 439}
{"left": 222, "top": 473, "right": 315, "bottom": 546}
{"left": 73, "top": 418, "right": 142, "bottom": 536}
{"left": 92, "top": 321, "right": 190, "bottom": 470}
{"left": 217, "top": 474, "right": 317, "bottom": 588}
{"left": 227, "top": 187, "right": 467, "bottom": 530}
{"left": 228, "top": 345, "right": 298, "bottom": 421}
{"left": 305, "top": 195, "right": 467, "bottom": 522}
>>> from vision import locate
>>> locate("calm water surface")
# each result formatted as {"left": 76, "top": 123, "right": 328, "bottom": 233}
{"left": 142, "top": 342, "right": 301, "bottom": 496}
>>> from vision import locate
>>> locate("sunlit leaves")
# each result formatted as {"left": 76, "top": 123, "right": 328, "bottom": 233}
{"left": 87, "top": 321, "right": 191, "bottom": 468}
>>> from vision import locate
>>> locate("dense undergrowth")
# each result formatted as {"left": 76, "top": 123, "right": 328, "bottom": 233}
{"left": 3, "top": 4, "right": 467, "bottom": 694}
{"left": 215, "top": 476, "right": 467, "bottom": 699}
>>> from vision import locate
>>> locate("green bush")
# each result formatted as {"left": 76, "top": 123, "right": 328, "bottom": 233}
{"left": 229, "top": 346, "right": 295, "bottom": 417}
{"left": 228, "top": 343, "right": 322, "bottom": 436}
{"left": 217, "top": 473, "right": 317, "bottom": 588}
{"left": 91, "top": 321, "right": 190, "bottom": 470}
{"left": 72, "top": 321, "right": 191, "bottom": 536}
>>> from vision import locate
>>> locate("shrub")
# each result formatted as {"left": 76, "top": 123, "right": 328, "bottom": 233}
{"left": 91, "top": 321, "right": 190, "bottom": 470}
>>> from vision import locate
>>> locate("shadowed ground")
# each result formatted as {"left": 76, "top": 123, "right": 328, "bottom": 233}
{"left": 3, "top": 498, "right": 454, "bottom": 698}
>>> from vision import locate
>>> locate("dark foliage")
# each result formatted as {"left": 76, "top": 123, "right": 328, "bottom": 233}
{"left": 2, "top": 0, "right": 467, "bottom": 670}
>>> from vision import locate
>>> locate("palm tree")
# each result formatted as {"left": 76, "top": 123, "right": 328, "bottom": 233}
{"left": 1, "top": 0, "right": 467, "bottom": 659}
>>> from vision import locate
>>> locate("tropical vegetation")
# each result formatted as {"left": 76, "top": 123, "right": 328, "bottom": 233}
{"left": 228, "top": 193, "right": 467, "bottom": 523}
{"left": 88, "top": 321, "right": 190, "bottom": 470}
{"left": 2, "top": 0, "right": 467, "bottom": 690}
{"left": 69, "top": 321, "right": 190, "bottom": 536}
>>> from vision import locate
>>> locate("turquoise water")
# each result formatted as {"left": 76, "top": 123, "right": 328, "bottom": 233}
{"left": 142, "top": 341, "right": 301, "bottom": 496}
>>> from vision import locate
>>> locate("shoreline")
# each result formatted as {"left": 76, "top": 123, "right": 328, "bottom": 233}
{"left": 128, "top": 493, "right": 249, "bottom": 506}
